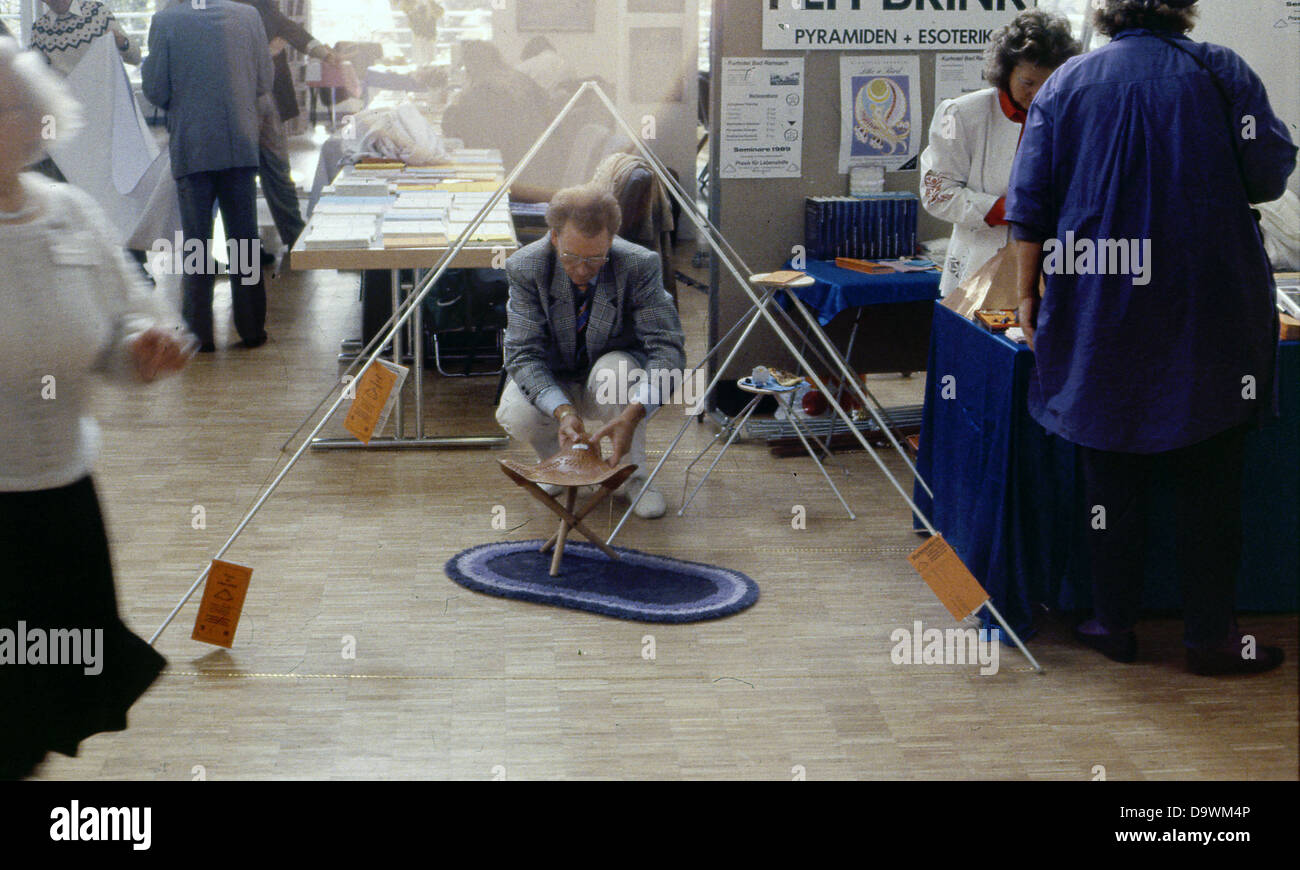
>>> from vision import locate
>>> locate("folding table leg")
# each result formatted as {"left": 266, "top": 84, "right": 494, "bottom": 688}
{"left": 784, "top": 394, "right": 856, "bottom": 520}
{"left": 679, "top": 395, "right": 763, "bottom": 516}
{"left": 680, "top": 394, "right": 760, "bottom": 504}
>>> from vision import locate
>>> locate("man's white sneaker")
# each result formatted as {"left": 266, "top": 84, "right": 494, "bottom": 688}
{"left": 627, "top": 479, "right": 666, "bottom": 519}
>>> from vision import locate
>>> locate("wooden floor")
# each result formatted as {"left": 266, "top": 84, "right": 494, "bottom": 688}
{"left": 33, "top": 197, "right": 1298, "bottom": 781}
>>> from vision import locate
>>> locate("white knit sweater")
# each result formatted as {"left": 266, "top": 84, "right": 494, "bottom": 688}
{"left": 0, "top": 174, "right": 161, "bottom": 492}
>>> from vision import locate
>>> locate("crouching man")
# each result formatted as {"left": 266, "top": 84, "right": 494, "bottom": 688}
{"left": 496, "top": 184, "right": 685, "bottom": 519}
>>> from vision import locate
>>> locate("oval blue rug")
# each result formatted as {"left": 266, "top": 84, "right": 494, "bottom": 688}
{"left": 445, "top": 540, "right": 759, "bottom": 623}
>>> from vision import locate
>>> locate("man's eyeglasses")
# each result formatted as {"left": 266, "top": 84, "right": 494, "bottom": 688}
{"left": 559, "top": 251, "right": 609, "bottom": 269}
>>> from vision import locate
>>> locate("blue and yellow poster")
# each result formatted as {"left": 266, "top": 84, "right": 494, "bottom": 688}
{"left": 840, "top": 56, "right": 922, "bottom": 171}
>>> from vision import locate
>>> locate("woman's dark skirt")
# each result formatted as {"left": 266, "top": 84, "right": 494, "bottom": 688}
{"left": 0, "top": 476, "right": 166, "bottom": 778}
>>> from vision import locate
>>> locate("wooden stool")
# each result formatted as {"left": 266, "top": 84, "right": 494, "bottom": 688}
{"left": 499, "top": 444, "right": 638, "bottom": 576}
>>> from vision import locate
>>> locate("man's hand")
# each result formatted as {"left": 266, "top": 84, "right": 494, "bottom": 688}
{"left": 1013, "top": 239, "right": 1045, "bottom": 351}
{"left": 1018, "top": 295, "right": 1040, "bottom": 350}
{"left": 590, "top": 404, "right": 645, "bottom": 467}
{"left": 130, "top": 328, "right": 191, "bottom": 383}
{"left": 555, "top": 405, "right": 587, "bottom": 449}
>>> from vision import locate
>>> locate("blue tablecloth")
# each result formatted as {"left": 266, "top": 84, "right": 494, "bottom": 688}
{"left": 779, "top": 260, "right": 941, "bottom": 325}
{"left": 913, "top": 304, "right": 1299, "bottom": 638}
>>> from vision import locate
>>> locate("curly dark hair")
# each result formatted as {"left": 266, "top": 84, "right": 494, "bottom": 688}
{"left": 983, "top": 9, "right": 1081, "bottom": 92}
{"left": 1093, "top": 0, "right": 1198, "bottom": 37}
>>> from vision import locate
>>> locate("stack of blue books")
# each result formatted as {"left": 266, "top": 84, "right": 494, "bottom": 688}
{"left": 804, "top": 193, "right": 919, "bottom": 261}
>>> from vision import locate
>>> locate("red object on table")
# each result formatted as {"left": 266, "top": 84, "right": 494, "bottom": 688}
{"left": 802, "top": 389, "right": 829, "bottom": 417}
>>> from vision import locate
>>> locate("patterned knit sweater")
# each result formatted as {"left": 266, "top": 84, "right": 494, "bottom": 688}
{"left": 31, "top": 0, "right": 140, "bottom": 77}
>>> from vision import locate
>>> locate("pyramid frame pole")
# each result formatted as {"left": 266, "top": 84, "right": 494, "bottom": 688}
{"left": 780, "top": 293, "right": 934, "bottom": 498}
{"left": 981, "top": 599, "right": 1044, "bottom": 673}
{"left": 151, "top": 84, "right": 602, "bottom": 645}
{"left": 606, "top": 289, "right": 779, "bottom": 542}
{"left": 585, "top": 84, "right": 931, "bottom": 496}
{"left": 581, "top": 86, "right": 937, "bottom": 541}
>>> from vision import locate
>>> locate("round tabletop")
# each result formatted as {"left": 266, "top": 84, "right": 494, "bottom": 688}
{"left": 737, "top": 377, "right": 801, "bottom": 396}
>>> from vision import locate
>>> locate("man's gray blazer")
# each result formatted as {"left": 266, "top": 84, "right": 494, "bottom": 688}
{"left": 141, "top": 0, "right": 271, "bottom": 179}
{"left": 504, "top": 235, "right": 686, "bottom": 418}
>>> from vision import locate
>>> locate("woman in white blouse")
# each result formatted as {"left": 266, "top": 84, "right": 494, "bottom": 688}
{"left": 920, "top": 10, "right": 1080, "bottom": 297}
{"left": 0, "top": 37, "right": 190, "bottom": 779}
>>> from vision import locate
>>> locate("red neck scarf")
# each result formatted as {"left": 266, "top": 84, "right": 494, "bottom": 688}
{"left": 999, "top": 89, "right": 1028, "bottom": 124}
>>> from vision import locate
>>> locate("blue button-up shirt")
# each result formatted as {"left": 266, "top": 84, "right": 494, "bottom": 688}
{"left": 1006, "top": 28, "right": 1296, "bottom": 454}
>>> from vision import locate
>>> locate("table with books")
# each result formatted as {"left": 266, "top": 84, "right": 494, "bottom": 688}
{"left": 779, "top": 193, "right": 941, "bottom": 379}
{"left": 912, "top": 304, "right": 1300, "bottom": 640}
{"left": 289, "top": 151, "right": 520, "bottom": 449}
{"left": 773, "top": 257, "right": 941, "bottom": 393}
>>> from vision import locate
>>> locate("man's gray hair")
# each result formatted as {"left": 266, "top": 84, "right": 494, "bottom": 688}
{"left": 545, "top": 184, "right": 622, "bottom": 238}
{"left": 0, "top": 35, "right": 83, "bottom": 163}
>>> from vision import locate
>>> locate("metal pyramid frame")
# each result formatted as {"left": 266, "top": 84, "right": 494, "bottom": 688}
{"left": 150, "top": 82, "right": 1042, "bottom": 672}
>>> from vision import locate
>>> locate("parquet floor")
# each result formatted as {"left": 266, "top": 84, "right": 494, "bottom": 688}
{"left": 30, "top": 139, "right": 1298, "bottom": 780}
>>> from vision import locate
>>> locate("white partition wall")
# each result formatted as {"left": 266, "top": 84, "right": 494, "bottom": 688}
{"left": 1194, "top": 1, "right": 1300, "bottom": 198}
{"left": 492, "top": 0, "right": 701, "bottom": 234}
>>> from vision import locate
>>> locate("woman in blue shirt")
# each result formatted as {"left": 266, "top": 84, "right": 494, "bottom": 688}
{"left": 1006, "top": 0, "right": 1296, "bottom": 675}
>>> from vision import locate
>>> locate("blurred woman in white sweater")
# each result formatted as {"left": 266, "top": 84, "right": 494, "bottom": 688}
{"left": 0, "top": 37, "right": 191, "bottom": 779}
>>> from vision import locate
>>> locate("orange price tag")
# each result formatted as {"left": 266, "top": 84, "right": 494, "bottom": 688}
{"left": 343, "top": 361, "right": 402, "bottom": 444}
{"left": 908, "top": 534, "right": 990, "bottom": 621}
{"left": 191, "top": 559, "right": 253, "bottom": 648}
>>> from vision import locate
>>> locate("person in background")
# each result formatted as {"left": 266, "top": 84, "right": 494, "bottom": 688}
{"left": 442, "top": 40, "right": 550, "bottom": 171}
{"left": 396, "top": 0, "right": 443, "bottom": 65}
{"left": 142, "top": 0, "right": 272, "bottom": 352}
{"left": 517, "top": 36, "right": 571, "bottom": 96}
{"left": 31, "top": 0, "right": 140, "bottom": 76}
{"left": 0, "top": 37, "right": 190, "bottom": 779}
{"left": 1006, "top": 0, "right": 1297, "bottom": 675}
{"left": 31, "top": 0, "right": 178, "bottom": 283}
{"left": 28, "top": 1, "right": 141, "bottom": 186}
{"left": 234, "top": 0, "right": 339, "bottom": 266}
{"left": 919, "top": 9, "right": 1079, "bottom": 297}
{"left": 496, "top": 185, "right": 685, "bottom": 520}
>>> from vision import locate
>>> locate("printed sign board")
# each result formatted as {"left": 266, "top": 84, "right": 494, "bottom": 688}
{"left": 763, "top": 0, "right": 1038, "bottom": 51}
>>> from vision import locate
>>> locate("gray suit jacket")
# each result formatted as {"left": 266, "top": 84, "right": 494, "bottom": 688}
{"left": 142, "top": 0, "right": 271, "bottom": 179}
{"left": 504, "top": 235, "right": 685, "bottom": 418}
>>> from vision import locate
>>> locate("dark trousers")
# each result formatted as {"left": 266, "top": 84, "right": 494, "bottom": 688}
{"left": 176, "top": 168, "right": 267, "bottom": 346}
{"left": 259, "top": 142, "right": 305, "bottom": 249}
{"left": 1078, "top": 425, "right": 1247, "bottom": 648}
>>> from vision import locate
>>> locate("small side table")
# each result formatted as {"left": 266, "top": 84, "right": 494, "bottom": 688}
{"left": 679, "top": 378, "right": 856, "bottom": 520}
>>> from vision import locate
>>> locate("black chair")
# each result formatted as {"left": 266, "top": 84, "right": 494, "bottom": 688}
{"left": 424, "top": 269, "right": 509, "bottom": 377}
